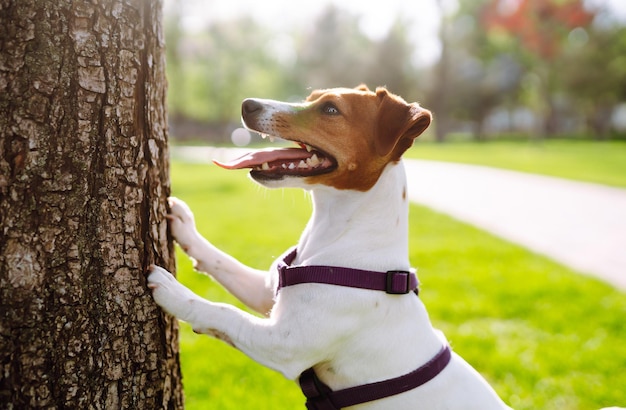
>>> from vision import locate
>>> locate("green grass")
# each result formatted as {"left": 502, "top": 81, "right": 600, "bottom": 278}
{"left": 170, "top": 161, "right": 626, "bottom": 410}
{"left": 408, "top": 140, "right": 626, "bottom": 188}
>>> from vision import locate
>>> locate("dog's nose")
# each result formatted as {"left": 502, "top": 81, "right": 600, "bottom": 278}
{"left": 242, "top": 99, "right": 263, "bottom": 117}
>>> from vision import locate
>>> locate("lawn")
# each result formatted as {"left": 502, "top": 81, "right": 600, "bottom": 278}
{"left": 408, "top": 139, "right": 626, "bottom": 188}
{"left": 169, "top": 156, "right": 626, "bottom": 410}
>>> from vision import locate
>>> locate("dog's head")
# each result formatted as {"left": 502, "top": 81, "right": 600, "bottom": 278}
{"left": 215, "top": 85, "right": 431, "bottom": 191}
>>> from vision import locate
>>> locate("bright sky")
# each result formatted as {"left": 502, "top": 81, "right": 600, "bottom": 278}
{"left": 164, "top": 0, "right": 626, "bottom": 67}
{"left": 170, "top": 0, "right": 445, "bottom": 37}
{"left": 166, "top": 0, "right": 451, "bottom": 66}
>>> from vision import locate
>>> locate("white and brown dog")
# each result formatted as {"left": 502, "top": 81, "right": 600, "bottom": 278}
{"left": 148, "top": 85, "right": 510, "bottom": 409}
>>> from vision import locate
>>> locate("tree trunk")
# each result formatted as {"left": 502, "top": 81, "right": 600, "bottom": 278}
{"left": 431, "top": 0, "right": 450, "bottom": 143}
{"left": 0, "top": 0, "right": 183, "bottom": 408}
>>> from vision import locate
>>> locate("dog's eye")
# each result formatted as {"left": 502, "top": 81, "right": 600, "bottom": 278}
{"left": 321, "top": 103, "right": 340, "bottom": 115}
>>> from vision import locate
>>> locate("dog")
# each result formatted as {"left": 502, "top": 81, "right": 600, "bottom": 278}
{"left": 147, "top": 85, "right": 510, "bottom": 409}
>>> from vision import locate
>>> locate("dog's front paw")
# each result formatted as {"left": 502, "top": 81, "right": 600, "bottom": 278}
{"left": 166, "top": 197, "right": 201, "bottom": 253}
{"left": 147, "top": 265, "right": 202, "bottom": 321}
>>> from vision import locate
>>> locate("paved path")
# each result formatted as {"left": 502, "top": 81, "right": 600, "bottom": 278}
{"left": 404, "top": 160, "right": 626, "bottom": 291}
{"left": 172, "top": 147, "right": 626, "bottom": 290}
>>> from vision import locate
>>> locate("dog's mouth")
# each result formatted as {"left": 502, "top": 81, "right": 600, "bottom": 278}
{"left": 214, "top": 136, "right": 337, "bottom": 180}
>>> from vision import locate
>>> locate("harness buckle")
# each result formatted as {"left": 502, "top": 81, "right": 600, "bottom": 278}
{"left": 385, "top": 270, "right": 411, "bottom": 294}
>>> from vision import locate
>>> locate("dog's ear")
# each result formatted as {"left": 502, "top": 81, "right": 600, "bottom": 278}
{"left": 306, "top": 88, "right": 326, "bottom": 102}
{"left": 375, "top": 88, "right": 431, "bottom": 158}
{"left": 355, "top": 84, "right": 371, "bottom": 92}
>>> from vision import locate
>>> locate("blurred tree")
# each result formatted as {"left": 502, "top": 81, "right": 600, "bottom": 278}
{"left": 429, "top": 0, "right": 524, "bottom": 140}
{"left": 363, "top": 18, "right": 424, "bottom": 102}
{"left": 563, "top": 24, "right": 626, "bottom": 139}
{"left": 166, "top": 16, "right": 298, "bottom": 140}
{"left": 164, "top": 4, "right": 185, "bottom": 120}
{"left": 295, "top": 5, "right": 373, "bottom": 89}
{"left": 429, "top": 0, "right": 453, "bottom": 142}
{"left": 163, "top": 6, "right": 437, "bottom": 140}
{"left": 482, "top": 0, "right": 594, "bottom": 137}
{"left": 162, "top": 2, "right": 626, "bottom": 141}
{"left": 483, "top": 0, "right": 592, "bottom": 60}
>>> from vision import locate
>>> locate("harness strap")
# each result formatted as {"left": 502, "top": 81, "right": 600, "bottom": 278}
{"left": 278, "top": 248, "right": 437, "bottom": 408}
{"left": 299, "top": 344, "right": 452, "bottom": 409}
{"left": 277, "top": 248, "right": 419, "bottom": 295}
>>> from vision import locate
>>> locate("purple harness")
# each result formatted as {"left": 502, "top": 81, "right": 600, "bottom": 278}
{"left": 277, "top": 249, "right": 452, "bottom": 409}
{"left": 277, "top": 248, "right": 419, "bottom": 296}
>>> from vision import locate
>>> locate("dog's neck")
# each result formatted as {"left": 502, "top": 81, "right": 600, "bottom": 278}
{"left": 295, "top": 162, "right": 410, "bottom": 272}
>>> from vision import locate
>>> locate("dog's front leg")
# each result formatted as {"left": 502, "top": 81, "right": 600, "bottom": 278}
{"left": 147, "top": 266, "right": 337, "bottom": 379}
{"left": 166, "top": 197, "right": 274, "bottom": 314}
{"left": 147, "top": 265, "right": 207, "bottom": 323}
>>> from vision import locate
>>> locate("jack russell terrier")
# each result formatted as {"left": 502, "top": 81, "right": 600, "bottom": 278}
{"left": 148, "top": 85, "right": 511, "bottom": 409}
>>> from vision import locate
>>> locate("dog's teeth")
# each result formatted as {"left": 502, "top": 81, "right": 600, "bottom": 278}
{"left": 282, "top": 163, "right": 287, "bottom": 169}
{"left": 261, "top": 133, "right": 268, "bottom": 139}
{"left": 305, "top": 144, "right": 313, "bottom": 152}
{"left": 262, "top": 162, "right": 270, "bottom": 170}
{"left": 298, "top": 160, "right": 308, "bottom": 169}
{"left": 288, "top": 162, "right": 296, "bottom": 170}
{"left": 309, "top": 154, "right": 320, "bottom": 167}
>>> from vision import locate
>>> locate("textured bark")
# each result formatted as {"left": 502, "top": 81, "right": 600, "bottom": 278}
{"left": 0, "top": 0, "right": 183, "bottom": 408}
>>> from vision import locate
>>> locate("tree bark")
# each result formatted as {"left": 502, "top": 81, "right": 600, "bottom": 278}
{"left": 0, "top": 0, "right": 183, "bottom": 408}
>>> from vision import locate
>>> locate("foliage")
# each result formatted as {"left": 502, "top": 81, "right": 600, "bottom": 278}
{"left": 482, "top": 0, "right": 593, "bottom": 60}
{"left": 164, "top": 2, "right": 626, "bottom": 141}
{"left": 432, "top": 0, "right": 626, "bottom": 139}
{"left": 165, "top": 5, "right": 432, "bottom": 128}
{"left": 166, "top": 16, "right": 297, "bottom": 123}
{"left": 170, "top": 158, "right": 626, "bottom": 410}
{"left": 428, "top": 0, "right": 525, "bottom": 140}
{"left": 293, "top": 6, "right": 372, "bottom": 90}
{"left": 562, "top": 24, "right": 626, "bottom": 137}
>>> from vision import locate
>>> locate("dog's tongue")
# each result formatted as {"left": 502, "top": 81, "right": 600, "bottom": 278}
{"left": 214, "top": 148, "right": 310, "bottom": 170}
